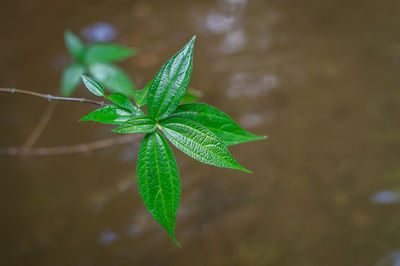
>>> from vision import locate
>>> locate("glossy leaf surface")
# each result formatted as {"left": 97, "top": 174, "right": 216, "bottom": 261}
{"left": 89, "top": 63, "right": 135, "bottom": 97}
{"left": 107, "top": 93, "right": 141, "bottom": 114}
{"left": 85, "top": 43, "right": 136, "bottom": 63}
{"left": 137, "top": 131, "right": 180, "bottom": 245}
{"left": 171, "top": 103, "right": 267, "bottom": 146}
{"left": 147, "top": 36, "right": 195, "bottom": 120}
{"left": 61, "top": 63, "right": 85, "bottom": 96}
{"left": 64, "top": 30, "right": 86, "bottom": 62}
{"left": 80, "top": 105, "right": 137, "bottom": 125}
{"left": 112, "top": 115, "right": 156, "bottom": 133}
{"left": 160, "top": 117, "right": 250, "bottom": 172}
{"left": 81, "top": 75, "right": 105, "bottom": 97}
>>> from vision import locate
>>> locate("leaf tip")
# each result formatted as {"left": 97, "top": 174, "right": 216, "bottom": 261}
{"left": 239, "top": 166, "right": 253, "bottom": 174}
{"left": 168, "top": 233, "right": 181, "bottom": 247}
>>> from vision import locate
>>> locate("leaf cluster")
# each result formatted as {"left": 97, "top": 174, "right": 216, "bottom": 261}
{"left": 62, "top": 30, "right": 137, "bottom": 97}
{"left": 79, "top": 36, "right": 266, "bottom": 245}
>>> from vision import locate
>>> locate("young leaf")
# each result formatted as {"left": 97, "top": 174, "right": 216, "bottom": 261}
{"left": 107, "top": 93, "right": 141, "bottom": 113}
{"left": 64, "top": 30, "right": 86, "bottom": 62}
{"left": 160, "top": 117, "right": 251, "bottom": 173}
{"left": 85, "top": 43, "right": 137, "bottom": 64}
{"left": 80, "top": 105, "right": 139, "bottom": 125}
{"left": 88, "top": 63, "right": 135, "bottom": 97}
{"left": 137, "top": 131, "right": 181, "bottom": 245}
{"left": 81, "top": 74, "right": 105, "bottom": 97}
{"left": 147, "top": 36, "right": 196, "bottom": 120}
{"left": 112, "top": 115, "right": 156, "bottom": 133}
{"left": 134, "top": 80, "right": 152, "bottom": 106}
{"left": 61, "top": 63, "right": 85, "bottom": 96}
{"left": 170, "top": 103, "right": 267, "bottom": 146}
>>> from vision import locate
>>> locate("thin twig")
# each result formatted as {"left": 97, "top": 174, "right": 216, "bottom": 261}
{"left": 0, "top": 88, "right": 104, "bottom": 106}
{"left": 20, "top": 98, "right": 58, "bottom": 154}
{"left": 0, "top": 135, "right": 140, "bottom": 156}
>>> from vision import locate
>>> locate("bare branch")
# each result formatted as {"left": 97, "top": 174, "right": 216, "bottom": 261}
{"left": 0, "top": 88, "right": 105, "bottom": 106}
{"left": 21, "top": 100, "right": 57, "bottom": 153}
{"left": 0, "top": 135, "right": 141, "bottom": 156}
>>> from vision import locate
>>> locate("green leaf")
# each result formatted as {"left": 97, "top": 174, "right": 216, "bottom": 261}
{"left": 61, "top": 63, "right": 85, "bottom": 96}
{"left": 85, "top": 43, "right": 137, "bottom": 64}
{"left": 180, "top": 88, "right": 202, "bottom": 103}
{"left": 137, "top": 131, "right": 180, "bottom": 245}
{"left": 80, "top": 105, "right": 139, "bottom": 125}
{"left": 64, "top": 30, "right": 86, "bottom": 62}
{"left": 170, "top": 103, "right": 267, "bottom": 146}
{"left": 112, "top": 115, "right": 156, "bottom": 133}
{"left": 160, "top": 117, "right": 251, "bottom": 173}
{"left": 107, "top": 93, "right": 141, "bottom": 114}
{"left": 134, "top": 80, "right": 152, "bottom": 106}
{"left": 88, "top": 63, "right": 135, "bottom": 97}
{"left": 81, "top": 74, "right": 105, "bottom": 97}
{"left": 147, "top": 36, "right": 196, "bottom": 120}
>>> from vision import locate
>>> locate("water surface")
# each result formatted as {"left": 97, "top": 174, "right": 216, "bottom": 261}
{"left": 1, "top": 0, "right": 400, "bottom": 265}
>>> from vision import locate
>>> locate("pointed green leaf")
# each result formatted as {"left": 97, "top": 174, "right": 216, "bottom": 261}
{"left": 147, "top": 36, "right": 196, "bottom": 120}
{"left": 85, "top": 43, "right": 137, "bottom": 64}
{"left": 107, "top": 93, "right": 141, "bottom": 114}
{"left": 81, "top": 74, "right": 105, "bottom": 97}
{"left": 61, "top": 63, "right": 85, "bottom": 96}
{"left": 134, "top": 80, "right": 152, "bottom": 106}
{"left": 170, "top": 103, "right": 267, "bottom": 146}
{"left": 80, "top": 105, "right": 140, "bottom": 125}
{"left": 137, "top": 131, "right": 181, "bottom": 245}
{"left": 88, "top": 63, "right": 135, "bottom": 97}
{"left": 160, "top": 117, "right": 250, "bottom": 173}
{"left": 64, "top": 30, "right": 86, "bottom": 62}
{"left": 112, "top": 115, "right": 156, "bottom": 133}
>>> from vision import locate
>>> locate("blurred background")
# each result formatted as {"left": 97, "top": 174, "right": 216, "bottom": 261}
{"left": 1, "top": 0, "right": 400, "bottom": 265}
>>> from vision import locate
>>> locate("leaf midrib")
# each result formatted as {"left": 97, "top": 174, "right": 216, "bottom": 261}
{"left": 153, "top": 51, "right": 189, "bottom": 119}
{"left": 153, "top": 134, "right": 172, "bottom": 228}
{"left": 172, "top": 110, "right": 256, "bottom": 138}
{"left": 161, "top": 121, "right": 237, "bottom": 168}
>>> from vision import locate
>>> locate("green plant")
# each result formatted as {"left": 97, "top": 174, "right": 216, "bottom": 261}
{"left": 80, "top": 36, "right": 266, "bottom": 245}
{"left": 62, "top": 30, "right": 137, "bottom": 97}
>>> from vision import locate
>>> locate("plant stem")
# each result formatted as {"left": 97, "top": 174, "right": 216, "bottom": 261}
{"left": 0, "top": 88, "right": 104, "bottom": 106}
{"left": 0, "top": 135, "right": 140, "bottom": 156}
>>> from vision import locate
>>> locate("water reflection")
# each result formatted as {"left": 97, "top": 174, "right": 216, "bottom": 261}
{"left": 81, "top": 22, "right": 117, "bottom": 43}
{"left": 370, "top": 191, "right": 400, "bottom": 205}
{"left": 99, "top": 230, "right": 119, "bottom": 246}
{"left": 377, "top": 251, "right": 400, "bottom": 266}
{"left": 220, "top": 29, "right": 246, "bottom": 54}
{"left": 227, "top": 72, "right": 278, "bottom": 98}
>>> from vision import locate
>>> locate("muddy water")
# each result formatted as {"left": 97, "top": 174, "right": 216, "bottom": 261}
{"left": 1, "top": 0, "right": 400, "bottom": 265}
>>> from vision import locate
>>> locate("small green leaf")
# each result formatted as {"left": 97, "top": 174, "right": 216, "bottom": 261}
{"left": 85, "top": 43, "right": 137, "bottom": 64}
{"left": 180, "top": 88, "right": 202, "bottom": 103}
{"left": 88, "top": 63, "right": 135, "bottom": 97}
{"left": 160, "top": 117, "right": 250, "bottom": 173}
{"left": 170, "top": 103, "right": 267, "bottom": 146}
{"left": 80, "top": 105, "right": 138, "bottom": 125}
{"left": 147, "top": 36, "right": 196, "bottom": 120}
{"left": 81, "top": 74, "right": 105, "bottom": 97}
{"left": 137, "top": 131, "right": 181, "bottom": 245}
{"left": 64, "top": 30, "right": 86, "bottom": 62}
{"left": 134, "top": 80, "right": 152, "bottom": 106}
{"left": 112, "top": 115, "right": 156, "bottom": 133}
{"left": 61, "top": 63, "right": 85, "bottom": 96}
{"left": 107, "top": 93, "right": 141, "bottom": 113}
